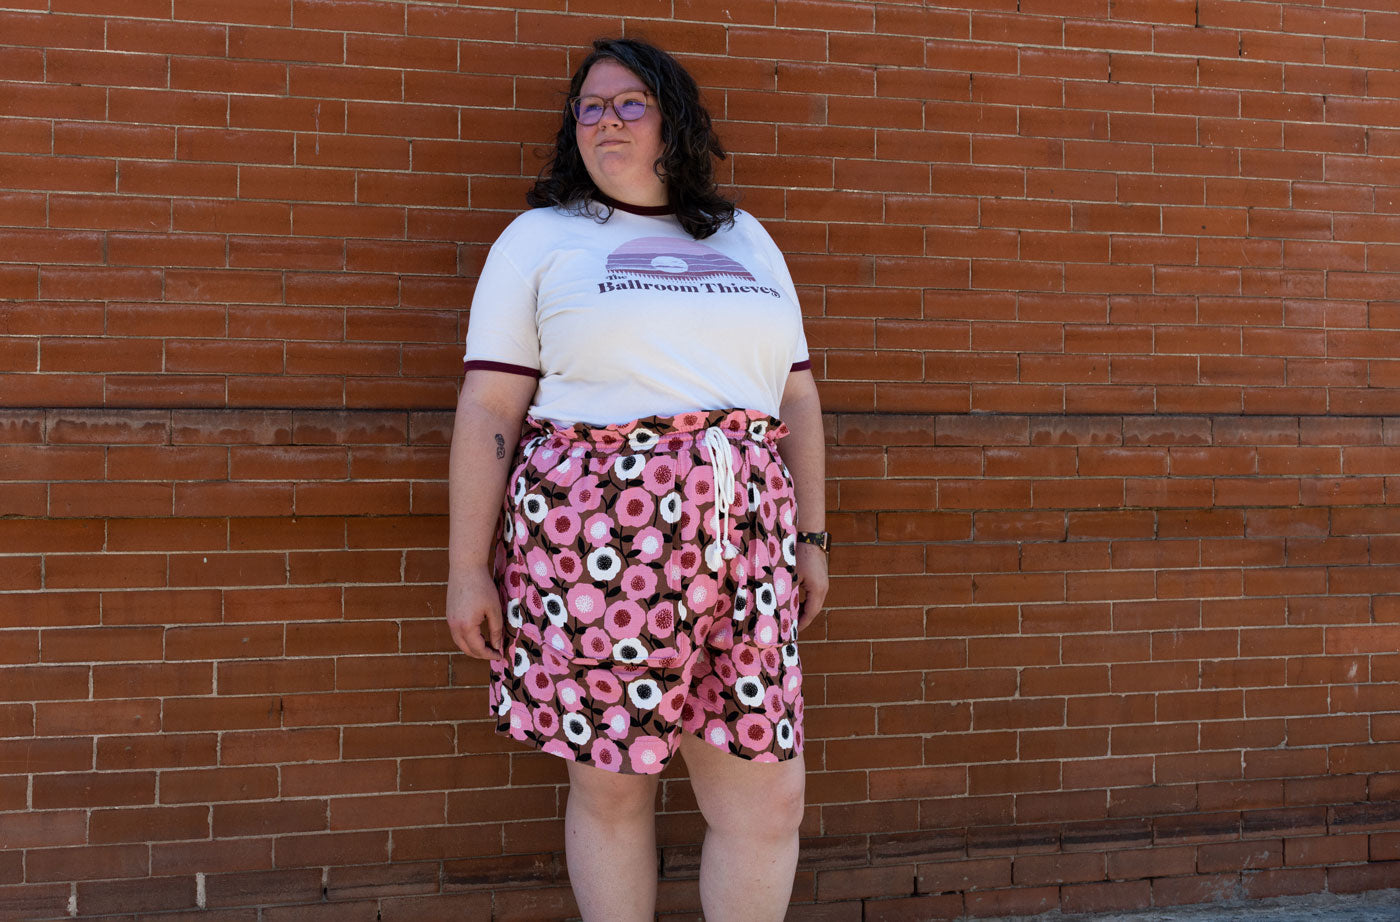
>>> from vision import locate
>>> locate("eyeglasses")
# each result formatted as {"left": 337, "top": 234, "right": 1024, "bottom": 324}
{"left": 571, "top": 91, "right": 651, "bottom": 126}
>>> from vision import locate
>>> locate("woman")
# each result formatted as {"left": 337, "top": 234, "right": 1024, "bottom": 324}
{"left": 446, "top": 38, "right": 827, "bottom": 922}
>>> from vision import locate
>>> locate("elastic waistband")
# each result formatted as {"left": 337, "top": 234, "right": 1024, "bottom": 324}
{"left": 526, "top": 408, "right": 787, "bottom": 450}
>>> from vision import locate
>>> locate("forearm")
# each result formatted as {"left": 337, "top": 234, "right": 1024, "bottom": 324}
{"left": 777, "top": 387, "right": 826, "bottom": 533}
{"left": 447, "top": 384, "right": 530, "bottom": 571}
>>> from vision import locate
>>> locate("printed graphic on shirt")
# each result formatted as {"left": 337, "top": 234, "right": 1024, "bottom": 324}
{"left": 598, "top": 235, "right": 781, "bottom": 298}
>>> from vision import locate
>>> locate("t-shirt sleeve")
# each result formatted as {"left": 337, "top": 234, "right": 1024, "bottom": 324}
{"left": 740, "top": 212, "right": 810, "bottom": 371}
{"left": 462, "top": 231, "right": 541, "bottom": 378}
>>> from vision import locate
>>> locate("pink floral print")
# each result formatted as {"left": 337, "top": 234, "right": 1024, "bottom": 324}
{"left": 488, "top": 409, "right": 804, "bottom": 774}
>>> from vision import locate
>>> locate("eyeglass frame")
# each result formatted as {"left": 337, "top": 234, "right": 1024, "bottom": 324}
{"left": 569, "top": 90, "right": 655, "bottom": 126}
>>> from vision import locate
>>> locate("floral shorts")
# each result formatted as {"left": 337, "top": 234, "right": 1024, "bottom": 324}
{"left": 488, "top": 408, "right": 805, "bottom": 775}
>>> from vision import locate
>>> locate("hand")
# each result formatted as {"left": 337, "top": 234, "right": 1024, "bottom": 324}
{"left": 446, "top": 565, "right": 505, "bottom": 660}
{"left": 794, "top": 541, "right": 828, "bottom": 632}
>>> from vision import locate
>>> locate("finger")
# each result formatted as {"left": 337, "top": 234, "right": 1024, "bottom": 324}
{"left": 485, "top": 605, "right": 505, "bottom": 659}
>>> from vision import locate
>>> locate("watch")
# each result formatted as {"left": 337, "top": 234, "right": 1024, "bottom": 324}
{"left": 795, "top": 531, "right": 830, "bottom": 553}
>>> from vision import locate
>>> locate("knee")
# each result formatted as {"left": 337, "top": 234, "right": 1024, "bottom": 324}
{"left": 706, "top": 767, "right": 805, "bottom": 841}
{"left": 567, "top": 766, "right": 657, "bottom": 822}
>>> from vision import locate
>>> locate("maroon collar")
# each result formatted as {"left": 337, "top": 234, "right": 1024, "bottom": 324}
{"left": 593, "top": 191, "right": 674, "bottom": 216}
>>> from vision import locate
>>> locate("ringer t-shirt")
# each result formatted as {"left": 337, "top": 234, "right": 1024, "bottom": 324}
{"left": 463, "top": 197, "right": 810, "bottom": 427}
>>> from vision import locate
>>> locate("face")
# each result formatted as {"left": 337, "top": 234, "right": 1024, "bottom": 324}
{"left": 574, "top": 59, "right": 667, "bottom": 207}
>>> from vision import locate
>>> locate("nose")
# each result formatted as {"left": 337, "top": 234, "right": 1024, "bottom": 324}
{"left": 596, "top": 100, "right": 624, "bottom": 127}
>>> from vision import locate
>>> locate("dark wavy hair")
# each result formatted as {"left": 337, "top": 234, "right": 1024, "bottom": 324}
{"left": 526, "top": 38, "right": 736, "bottom": 240}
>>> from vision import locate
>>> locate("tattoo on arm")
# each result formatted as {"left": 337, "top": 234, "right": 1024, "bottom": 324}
{"left": 494, "top": 433, "right": 506, "bottom": 459}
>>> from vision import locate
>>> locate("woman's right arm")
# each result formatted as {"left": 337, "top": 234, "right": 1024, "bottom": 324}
{"left": 446, "top": 368, "right": 538, "bottom": 660}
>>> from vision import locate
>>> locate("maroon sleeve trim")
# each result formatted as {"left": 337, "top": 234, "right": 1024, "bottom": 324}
{"left": 464, "top": 359, "right": 540, "bottom": 379}
{"left": 790, "top": 359, "right": 812, "bottom": 372}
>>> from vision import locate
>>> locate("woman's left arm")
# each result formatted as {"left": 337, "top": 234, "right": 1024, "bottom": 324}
{"left": 777, "top": 368, "right": 828, "bottom": 631}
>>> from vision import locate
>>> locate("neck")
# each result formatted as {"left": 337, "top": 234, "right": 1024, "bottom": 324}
{"left": 593, "top": 189, "right": 674, "bottom": 216}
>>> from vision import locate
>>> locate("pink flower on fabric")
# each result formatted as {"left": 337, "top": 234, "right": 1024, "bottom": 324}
{"left": 552, "top": 549, "right": 582, "bottom": 583}
{"left": 544, "top": 454, "right": 584, "bottom": 488}
{"left": 642, "top": 455, "right": 679, "bottom": 496}
{"left": 678, "top": 502, "right": 701, "bottom": 541}
{"left": 524, "top": 548, "right": 554, "bottom": 587}
{"left": 759, "top": 493, "right": 778, "bottom": 530}
{"left": 760, "top": 647, "right": 781, "bottom": 675}
{"left": 703, "top": 718, "right": 735, "bottom": 750}
{"left": 732, "top": 644, "right": 762, "bottom": 677}
{"left": 615, "top": 486, "right": 655, "bottom": 528}
{"left": 542, "top": 626, "right": 575, "bottom": 659}
{"left": 502, "top": 562, "right": 528, "bottom": 595}
{"left": 579, "top": 627, "right": 612, "bottom": 660}
{"left": 582, "top": 512, "right": 615, "bottom": 547}
{"left": 508, "top": 701, "right": 530, "bottom": 741}
{"left": 543, "top": 507, "right": 581, "bottom": 545}
{"left": 602, "top": 705, "right": 631, "bottom": 740}
{"left": 646, "top": 602, "right": 676, "bottom": 639}
{"left": 590, "top": 738, "right": 622, "bottom": 771}
{"left": 542, "top": 739, "right": 576, "bottom": 761}
{"left": 680, "top": 700, "right": 704, "bottom": 732}
{"left": 752, "top": 753, "right": 779, "bottom": 763}
{"left": 555, "top": 679, "right": 586, "bottom": 712}
{"left": 713, "top": 655, "right": 737, "bottom": 685}
{"left": 605, "top": 600, "right": 645, "bottom": 640}
{"left": 630, "top": 526, "right": 665, "bottom": 563}
{"left": 586, "top": 668, "right": 623, "bottom": 704}
{"left": 620, "top": 564, "right": 657, "bottom": 601}
{"left": 522, "top": 665, "right": 555, "bottom": 702}
{"left": 783, "top": 668, "right": 803, "bottom": 703}
{"left": 686, "top": 575, "right": 718, "bottom": 614}
{"left": 568, "top": 474, "right": 604, "bottom": 512}
{"left": 696, "top": 675, "right": 725, "bottom": 714}
{"left": 540, "top": 647, "right": 572, "bottom": 676}
{"left": 532, "top": 705, "right": 560, "bottom": 737}
{"left": 567, "top": 584, "right": 605, "bottom": 624}
{"left": 753, "top": 615, "right": 780, "bottom": 647}
{"left": 772, "top": 567, "right": 794, "bottom": 604}
{"left": 736, "top": 713, "right": 774, "bottom": 751}
{"left": 683, "top": 465, "right": 715, "bottom": 507}
{"left": 763, "top": 686, "right": 785, "bottom": 721}
{"left": 628, "top": 736, "right": 669, "bottom": 774}
{"left": 658, "top": 686, "right": 686, "bottom": 722}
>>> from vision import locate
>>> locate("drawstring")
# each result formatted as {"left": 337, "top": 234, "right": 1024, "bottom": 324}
{"left": 703, "top": 426, "right": 738, "bottom": 561}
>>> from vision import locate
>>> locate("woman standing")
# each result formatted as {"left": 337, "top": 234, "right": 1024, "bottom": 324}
{"left": 446, "top": 38, "right": 827, "bottom": 921}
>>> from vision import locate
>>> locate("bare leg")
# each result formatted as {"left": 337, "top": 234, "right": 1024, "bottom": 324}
{"left": 564, "top": 760, "right": 661, "bottom": 922}
{"left": 678, "top": 733, "right": 806, "bottom": 922}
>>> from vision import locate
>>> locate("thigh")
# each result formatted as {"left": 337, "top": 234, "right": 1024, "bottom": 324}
{"left": 678, "top": 732, "right": 806, "bottom": 832}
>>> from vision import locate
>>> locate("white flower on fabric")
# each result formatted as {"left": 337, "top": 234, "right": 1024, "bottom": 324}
{"left": 748, "top": 419, "right": 769, "bottom": 440}
{"left": 562, "top": 713, "right": 592, "bottom": 745}
{"left": 628, "top": 427, "right": 660, "bottom": 451}
{"left": 731, "top": 587, "right": 749, "bottom": 620}
{"left": 614, "top": 454, "right": 644, "bottom": 481}
{"left": 496, "top": 687, "right": 513, "bottom": 716}
{"left": 749, "top": 481, "right": 762, "bottom": 509}
{"left": 505, "top": 598, "right": 523, "bottom": 629}
{"left": 677, "top": 600, "right": 688, "bottom": 623}
{"left": 627, "top": 678, "right": 662, "bottom": 709}
{"left": 511, "top": 647, "right": 530, "bottom": 678}
{"left": 659, "top": 492, "right": 682, "bottom": 523}
{"left": 755, "top": 582, "right": 777, "bottom": 616}
{"left": 776, "top": 718, "right": 794, "bottom": 749}
{"left": 782, "top": 533, "right": 797, "bottom": 565}
{"left": 522, "top": 494, "right": 548, "bottom": 523}
{"left": 586, "top": 547, "right": 621, "bottom": 581}
{"left": 502, "top": 514, "right": 515, "bottom": 543}
{"left": 512, "top": 475, "right": 528, "bottom": 505}
{"left": 781, "top": 643, "right": 799, "bottom": 667}
{"left": 734, "top": 677, "right": 765, "bottom": 707}
{"left": 542, "top": 593, "right": 566, "bottom": 627}
{"left": 612, "top": 638, "right": 649, "bottom": 664}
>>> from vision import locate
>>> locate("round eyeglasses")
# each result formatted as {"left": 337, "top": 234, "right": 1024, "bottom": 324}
{"left": 571, "top": 91, "right": 651, "bottom": 126}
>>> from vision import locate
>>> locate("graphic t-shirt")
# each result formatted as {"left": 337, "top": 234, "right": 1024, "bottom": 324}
{"left": 463, "top": 201, "right": 809, "bottom": 426}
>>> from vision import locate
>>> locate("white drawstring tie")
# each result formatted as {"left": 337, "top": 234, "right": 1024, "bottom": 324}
{"left": 703, "top": 426, "right": 738, "bottom": 563}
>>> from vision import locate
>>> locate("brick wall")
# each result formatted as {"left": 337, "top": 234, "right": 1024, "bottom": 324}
{"left": 3, "top": 1, "right": 1400, "bottom": 919}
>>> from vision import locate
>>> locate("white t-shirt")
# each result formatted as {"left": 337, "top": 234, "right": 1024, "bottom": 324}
{"left": 463, "top": 200, "right": 809, "bottom": 426}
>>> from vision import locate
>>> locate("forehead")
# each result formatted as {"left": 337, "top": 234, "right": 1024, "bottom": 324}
{"left": 579, "top": 58, "right": 646, "bottom": 96}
